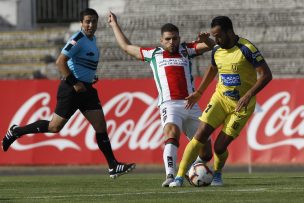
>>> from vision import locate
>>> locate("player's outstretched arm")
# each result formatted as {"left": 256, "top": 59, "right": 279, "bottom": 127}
{"left": 185, "top": 64, "right": 218, "bottom": 109}
{"left": 236, "top": 62, "right": 272, "bottom": 112}
{"left": 108, "top": 11, "right": 142, "bottom": 60}
{"left": 194, "top": 32, "right": 216, "bottom": 54}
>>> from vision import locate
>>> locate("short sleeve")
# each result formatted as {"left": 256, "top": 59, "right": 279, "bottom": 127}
{"left": 140, "top": 47, "right": 156, "bottom": 62}
{"left": 251, "top": 50, "right": 265, "bottom": 67}
{"left": 211, "top": 46, "right": 220, "bottom": 66}
{"left": 61, "top": 32, "right": 84, "bottom": 58}
{"left": 61, "top": 39, "right": 82, "bottom": 58}
{"left": 236, "top": 39, "right": 265, "bottom": 67}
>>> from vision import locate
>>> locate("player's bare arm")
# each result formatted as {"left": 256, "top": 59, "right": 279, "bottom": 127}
{"left": 194, "top": 32, "right": 216, "bottom": 54}
{"left": 185, "top": 64, "right": 218, "bottom": 109}
{"left": 236, "top": 62, "right": 272, "bottom": 112}
{"left": 108, "top": 12, "right": 142, "bottom": 60}
{"left": 56, "top": 54, "right": 72, "bottom": 77}
{"left": 56, "top": 54, "right": 86, "bottom": 92}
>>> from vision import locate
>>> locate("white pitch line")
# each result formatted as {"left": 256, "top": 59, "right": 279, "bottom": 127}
{"left": 15, "top": 188, "right": 267, "bottom": 200}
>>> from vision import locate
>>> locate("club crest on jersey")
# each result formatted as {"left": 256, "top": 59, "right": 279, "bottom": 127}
{"left": 231, "top": 63, "right": 238, "bottom": 72}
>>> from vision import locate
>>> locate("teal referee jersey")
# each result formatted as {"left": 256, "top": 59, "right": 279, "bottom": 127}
{"left": 61, "top": 30, "right": 99, "bottom": 83}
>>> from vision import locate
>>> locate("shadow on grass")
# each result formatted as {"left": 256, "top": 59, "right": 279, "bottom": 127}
{"left": 0, "top": 198, "right": 11, "bottom": 200}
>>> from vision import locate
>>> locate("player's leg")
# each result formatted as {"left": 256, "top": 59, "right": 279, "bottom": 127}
{"left": 170, "top": 96, "right": 225, "bottom": 187}
{"left": 211, "top": 99, "right": 256, "bottom": 186}
{"left": 169, "top": 122, "right": 215, "bottom": 187}
{"left": 2, "top": 114, "right": 68, "bottom": 152}
{"left": 184, "top": 139, "right": 212, "bottom": 186}
{"left": 182, "top": 104, "right": 213, "bottom": 184}
{"left": 160, "top": 101, "right": 183, "bottom": 187}
{"left": 185, "top": 104, "right": 213, "bottom": 165}
{"left": 81, "top": 86, "right": 135, "bottom": 178}
{"left": 178, "top": 122, "right": 214, "bottom": 177}
{"left": 82, "top": 109, "right": 116, "bottom": 166}
{"left": 2, "top": 81, "right": 75, "bottom": 151}
{"left": 211, "top": 132, "right": 233, "bottom": 186}
{"left": 162, "top": 123, "right": 180, "bottom": 187}
{"left": 83, "top": 109, "right": 135, "bottom": 178}
{"left": 2, "top": 120, "right": 49, "bottom": 151}
{"left": 196, "top": 139, "right": 213, "bottom": 165}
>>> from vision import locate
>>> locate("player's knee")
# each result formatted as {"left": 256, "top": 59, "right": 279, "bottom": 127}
{"left": 214, "top": 145, "right": 227, "bottom": 155}
{"left": 200, "top": 153, "right": 213, "bottom": 162}
{"left": 164, "top": 124, "right": 180, "bottom": 137}
{"left": 194, "top": 131, "right": 210, "bottom": 144}
{"left": 48, "top": 125, "right": 62, "bottom": 133}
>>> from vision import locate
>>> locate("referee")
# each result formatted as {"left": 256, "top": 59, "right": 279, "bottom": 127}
{"left": 2, "top": 8, "right": 135, "bottom": 178}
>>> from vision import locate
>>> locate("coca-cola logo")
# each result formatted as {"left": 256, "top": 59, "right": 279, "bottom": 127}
{"left": 248, "top": 91, "right": 304, "bottom": 150}
{"left": 10, "top": 92, "right": 163, "bottom": 151}
{"left": 10, "top": 90, "right": 304, "bottom": 152}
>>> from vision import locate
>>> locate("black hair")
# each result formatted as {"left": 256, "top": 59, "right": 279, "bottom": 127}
{"left": 80, "top": 8, "right": 99, "bottom": 22}
{"left": 211, "top": 16, "right": 233, "bottom": 32}
{"left": 161, "top": 23, "right": 179, "bottom": 35}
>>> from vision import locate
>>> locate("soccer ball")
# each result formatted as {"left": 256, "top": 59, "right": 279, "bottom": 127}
{"left": 188, "top": 163, "right": 213, "bottom": 187}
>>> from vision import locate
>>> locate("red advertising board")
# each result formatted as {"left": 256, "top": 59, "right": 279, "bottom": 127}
{"left": 0, "top": 79, "right": 303, "bottom": 165}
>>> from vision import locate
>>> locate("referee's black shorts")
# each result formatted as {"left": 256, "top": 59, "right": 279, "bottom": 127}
{"left": 54, "top": 80, "right": 102, "bottom": 119}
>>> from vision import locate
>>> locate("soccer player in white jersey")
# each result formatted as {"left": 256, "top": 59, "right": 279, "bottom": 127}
{"left": 108, "top": 12, "right": 215, "bottom": 187}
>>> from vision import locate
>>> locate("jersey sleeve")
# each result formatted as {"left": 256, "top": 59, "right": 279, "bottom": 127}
{"left": 61, "top": 32, "right": 84, "bottom": 58}
{"left": 185, "top": 42, "right": 198, "bottom": 57}
{"left": 61, "top": 39, "right": 82, "bottom": 58}
{"left": 250, "top": 49, "right": 265, "bottom": 67}
{"left": 237, "top": 39, "right": 265, "bottom": 67}
{"left": 211, "top": 45, "right": 220, "bottom": 66}
{"left": 140, "top": 47, "right": 156, "bottom": 62}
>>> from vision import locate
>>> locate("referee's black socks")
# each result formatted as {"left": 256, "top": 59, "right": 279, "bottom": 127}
{"left": 14, "top": 120, "right": 50, "bottom": 137}
{"left": 96, "top": 132, "right": 118, "bottom": 168}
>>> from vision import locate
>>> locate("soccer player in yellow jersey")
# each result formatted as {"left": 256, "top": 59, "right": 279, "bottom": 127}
{"left": 169, "top": 16, "right": 272, "bottom": 187}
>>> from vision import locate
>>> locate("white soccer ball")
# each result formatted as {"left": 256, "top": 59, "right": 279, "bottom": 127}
{"left": 188, "top": 163, "right": 213, "bottom": 187}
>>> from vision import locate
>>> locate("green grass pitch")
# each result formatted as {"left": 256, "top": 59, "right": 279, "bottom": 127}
{"left": 0, "top": 172, "right": 304, "bottom": 202}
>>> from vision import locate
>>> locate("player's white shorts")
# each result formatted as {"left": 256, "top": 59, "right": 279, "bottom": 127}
{"left": 159, "top": 100, "right": 202, "bottom": 140}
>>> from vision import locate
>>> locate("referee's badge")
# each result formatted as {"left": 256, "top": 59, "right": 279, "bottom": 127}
{"left": 70, "top": 40, "right": 77, "bottom": 46}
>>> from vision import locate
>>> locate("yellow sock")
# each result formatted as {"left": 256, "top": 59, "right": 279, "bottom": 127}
{"left": 177, "top": 138, "right": 203, "bottom": 177}
{"left": 213, "top": 150, "right": 229, "bottom": 172}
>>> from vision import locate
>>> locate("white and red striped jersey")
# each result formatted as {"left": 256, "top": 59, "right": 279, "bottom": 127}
{"left": 140, "top": 42, "right": 199, "bottom": 106}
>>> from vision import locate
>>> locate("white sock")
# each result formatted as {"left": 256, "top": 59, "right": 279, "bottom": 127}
{"left": 163, "top": 143, "right": 178, "bottom": 176}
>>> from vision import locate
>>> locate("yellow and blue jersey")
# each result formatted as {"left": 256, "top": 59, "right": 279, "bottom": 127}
{"left": 199, "top": 36, "right": 264, "bottom": 138}
{"left": 61, "top": 31, "right": 99, "bottom": 83}
{"left": 211, "top": 36, "right": 265, "bottom": 101}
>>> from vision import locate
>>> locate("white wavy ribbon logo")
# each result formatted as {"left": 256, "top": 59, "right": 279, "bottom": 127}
{"left": 247, "top": 91, "right": 304, "bottom": 150}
